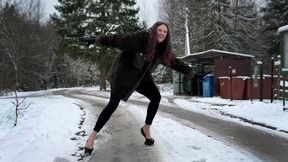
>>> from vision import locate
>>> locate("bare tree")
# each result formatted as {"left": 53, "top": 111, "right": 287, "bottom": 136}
{"left": 19, "top": 0, "right": 44, "bottom": 22}
{"left": 11, "top": 92, "right": 30, "bottom": 126}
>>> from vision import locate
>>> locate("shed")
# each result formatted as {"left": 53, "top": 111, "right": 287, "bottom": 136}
{"left": 178, "top": 49, "right": 257, "bottom": 99}
{"left": 278, "top": 25, "right": 288, "bottom": 110}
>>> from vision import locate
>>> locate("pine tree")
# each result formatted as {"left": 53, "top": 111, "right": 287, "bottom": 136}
{"left": 262, "top": 0, "right": 288, "bottom": 56}
{"left": 202, "top": 0, "right": 235, "bottom": 51}
{"left": 229, "top": 0, "right": 268, "bottom": 58}
{"left": 160, "top": 0, "right": 263, "bottom": 56}
{"left": 52, "top": 0, "right": 140, "bottom": 90}
{"left": 159, "top": 0, "right": 186, "bottom": 56}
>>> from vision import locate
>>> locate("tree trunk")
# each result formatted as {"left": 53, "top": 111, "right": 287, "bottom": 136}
{"left": 99, "top": 62, "right": 107, "bottom": 91}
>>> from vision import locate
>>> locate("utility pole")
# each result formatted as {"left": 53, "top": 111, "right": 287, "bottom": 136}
{"left": 0, "top": 0, "right": 2, "bottom": 14}
{"left": 184, "top": 7, "right": 190, "bottom": 56}
{"left": 234, "top": 0, "right": 239, "bottom": 33}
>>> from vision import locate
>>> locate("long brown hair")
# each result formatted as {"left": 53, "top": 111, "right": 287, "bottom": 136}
{"left": 145, "top": 21, "right": 174, "bottom": 66}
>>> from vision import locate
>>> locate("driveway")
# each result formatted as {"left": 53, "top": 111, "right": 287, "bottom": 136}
{"left": 55, "top": 89, "right": 288, "bottom": 162}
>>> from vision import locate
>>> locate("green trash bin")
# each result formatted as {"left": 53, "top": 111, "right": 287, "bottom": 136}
{"left": 173, "top": 71, "right": 191, "bottom": 95}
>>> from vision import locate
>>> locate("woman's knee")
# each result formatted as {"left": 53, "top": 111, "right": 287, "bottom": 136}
{"left": 109, "top": 95, "right": 120, "bottom": 106}
{"left": 151, "top": 92, "right": 161, "bottom": 103}
{"left": 107, "top": 100, "right": 119, "bottom": 110}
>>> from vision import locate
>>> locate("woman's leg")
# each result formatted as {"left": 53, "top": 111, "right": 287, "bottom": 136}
{"left": 93, "top": 94, "right": 121, "bottom": 132}
{"left": 85, "top": 94, "right": 120, "bottom": 149}
{"left": 136, "top": 79, "right": 161, "bottom": 138}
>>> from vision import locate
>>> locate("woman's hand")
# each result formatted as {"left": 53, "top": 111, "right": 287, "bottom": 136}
{"left": 79, "top": 35, "right": 99, "bottom": 47}
{"left": 183, "top": 69, "right": 194, "bottom": 81}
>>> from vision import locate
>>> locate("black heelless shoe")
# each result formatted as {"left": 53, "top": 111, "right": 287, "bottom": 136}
{"left": 140, "top": 127, "right": 155, "bottom": 146}
{"left": 84, "top": 140, "right": 94, "bottom": 155}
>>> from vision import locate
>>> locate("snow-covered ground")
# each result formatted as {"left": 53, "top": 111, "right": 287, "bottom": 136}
{"left": 0, "top": 85, "right": 287, "bottom": 162}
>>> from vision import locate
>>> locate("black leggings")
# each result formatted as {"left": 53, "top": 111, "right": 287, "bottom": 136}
{"left": 93, "top": 79, "right": 161, "bottom": 132}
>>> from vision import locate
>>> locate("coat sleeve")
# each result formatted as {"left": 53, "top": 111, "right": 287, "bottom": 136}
{"left": 98, "top": 30, "right": 148, "bottom": 51}
{"left": 166, "top": 54, "right": 192, "bottom": 75}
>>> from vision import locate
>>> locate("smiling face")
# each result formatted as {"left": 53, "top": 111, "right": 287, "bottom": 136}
{"left": 156, "top": 24, "right": 168, "bottom": 43}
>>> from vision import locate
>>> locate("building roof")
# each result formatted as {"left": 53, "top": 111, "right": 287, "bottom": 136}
{"left": 178, "top": 49, "right": 255, "bottom": 65}
{"left": 278, "top": 25, "right": 288, "bottom": 34}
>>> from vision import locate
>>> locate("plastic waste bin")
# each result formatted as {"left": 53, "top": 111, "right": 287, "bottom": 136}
{"left": 173, "top": 71, "right": 191, "bottom": 95}
{"left": 202, "top": 74, "right": 214, "bottom": 97}
{"left": 218, "top": 76, "right": 246, "bottom": 100}
{"left": 190, "top": 72, "right": 207, "bottom": 96}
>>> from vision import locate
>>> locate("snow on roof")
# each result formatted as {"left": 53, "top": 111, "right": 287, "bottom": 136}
{"left": 278, "top": 25, "right": 288, "bottom": 34}
{"left": 275, "top": 60, "right": 280, "bottom": 66}
{"left": 180, "top": 49, "right": 254, "bottom": 59}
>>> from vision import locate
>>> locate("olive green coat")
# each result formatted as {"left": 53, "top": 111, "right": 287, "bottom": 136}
{"left": 99, "top": 30, "right": 191, "bottom": 101}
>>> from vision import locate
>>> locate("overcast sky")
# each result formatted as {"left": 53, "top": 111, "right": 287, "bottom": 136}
{"left": 43, "top": 0, "right": 159, "bottom": 27}
{"left": 42, "top": 0, "right": 58, "bottom": 20}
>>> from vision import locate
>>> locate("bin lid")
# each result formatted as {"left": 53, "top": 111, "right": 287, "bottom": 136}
{"left": 203, "top": 74, "right": 214, "bottom": 79}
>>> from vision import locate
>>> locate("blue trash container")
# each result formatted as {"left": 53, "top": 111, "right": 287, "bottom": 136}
{"left": 203, "top": 74, "right": 214, "bottom": 97}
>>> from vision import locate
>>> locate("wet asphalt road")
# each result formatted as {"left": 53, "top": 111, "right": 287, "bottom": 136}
{"left": 54, "top": 90, "right": 288, "bottom": 162}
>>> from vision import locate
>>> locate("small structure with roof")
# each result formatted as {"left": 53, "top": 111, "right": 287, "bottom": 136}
{"left": 175, "top": 49, "right": 276, "bottom": 100}
{"left": 278, "top": 24, "right": 288, "bottom": 110}
{"left": 178, "top": 49, "right": 255, "bottom": 99}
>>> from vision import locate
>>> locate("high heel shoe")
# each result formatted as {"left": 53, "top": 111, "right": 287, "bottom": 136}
{"left": 140, "top": 127, "right": 154, "bottom": 146}
{"left": 84, "top": 140, "right": 94, "bottom": 155}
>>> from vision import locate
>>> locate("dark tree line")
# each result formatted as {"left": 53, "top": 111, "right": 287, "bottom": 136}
{"left": 0, "top": 0, "right": 107, "bottom": 94}
{"left": 0, "top": 2, "right": 56, "bottom": 93}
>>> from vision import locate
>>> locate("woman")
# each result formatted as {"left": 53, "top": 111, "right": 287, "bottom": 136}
{"left": 83, "top": 21, "right": 193, "bottom": 155}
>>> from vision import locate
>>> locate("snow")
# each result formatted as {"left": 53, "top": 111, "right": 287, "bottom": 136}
{"left": 181, "top": 49, "right": 255, "bottom": 59}
{"left": 278, "top": 25, "right": 288, "bottom": 34}
{"left": 0, "top": 85, "right": 287, "bottom": 162}
{"left": 275, "top": 60, "right": 280, "bottom": 66}
{"left": 174, "top": 98, "right": 286, "bottom": 130}
{"left": 126, "top": 105, "right": 258, "bottom": 162}
{"left": 0, "top": 95, "right": 83, "bottom": 162}
{"left": 136, "top": 0, "right": 159, "bottom": 27}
